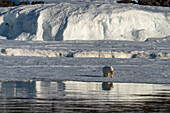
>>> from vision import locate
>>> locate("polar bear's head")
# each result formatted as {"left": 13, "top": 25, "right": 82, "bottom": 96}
{"left": 110, "top": 66, "right": 114, "bottom": 75}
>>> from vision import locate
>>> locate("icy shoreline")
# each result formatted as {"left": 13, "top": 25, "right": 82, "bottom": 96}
{"left": 0, "top": 2, "right": 169, "bottom": 41}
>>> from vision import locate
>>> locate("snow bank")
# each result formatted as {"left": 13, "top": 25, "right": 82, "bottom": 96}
{"left": 0, "top": 36, "right": 170, "bottom": 59}
{"left": 0, "top": 2, "right": 169, "bottom": 41}
{"left": 1, "top": 48, "right": 170, "bottom": 59}
{"left": 9, "top": 0, "right": 117, "bottom": 4}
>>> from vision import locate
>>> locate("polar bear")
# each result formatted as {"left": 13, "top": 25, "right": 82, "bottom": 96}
{"left": 102, "top": 66, "right": 114, "bottom": 78}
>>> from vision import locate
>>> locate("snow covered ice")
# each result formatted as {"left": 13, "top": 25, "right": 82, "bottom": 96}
{"left": 0, "top": 36, "right": 170, "bottom": 59}
{"left": 0, "top": 1, "right": 169, "bottom": 41}
{"left": 0, "top": 0, "right": 170, "bottom": 84}
{"left": 0, "top": 36, "right": 170, "bottom": 83}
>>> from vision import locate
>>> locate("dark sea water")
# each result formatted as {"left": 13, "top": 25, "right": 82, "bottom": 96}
{"left": 0, "top": 81, "right": 169, "bottom": 113}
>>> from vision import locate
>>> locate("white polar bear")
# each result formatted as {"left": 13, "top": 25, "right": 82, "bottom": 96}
{"left": 102, "top": 66, "right": 114, "bottom": 78}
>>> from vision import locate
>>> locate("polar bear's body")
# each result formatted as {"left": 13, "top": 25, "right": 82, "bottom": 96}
{"left": 102, "top": 66, "right": 114, "bottom": 78}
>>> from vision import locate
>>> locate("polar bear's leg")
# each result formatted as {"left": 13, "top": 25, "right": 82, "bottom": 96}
{"left": 103, "top": 72, "right": 106, "bottom": 77}
{"left": 107, "top": 72, "right": 109, "bottom": 77}
{"left": 105, "top": 73, "right": 107, "bottom": 77}
{"left": 110, "top": 74, "right": 113, "bottom": 78}
{"left": 110, "top": 70, "right": 114, "bottom": 78}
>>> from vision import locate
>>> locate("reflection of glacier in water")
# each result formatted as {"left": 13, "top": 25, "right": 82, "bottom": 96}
{"left": 0, "top": 81, "right": 36, "bottom": 98}
{"left": 0, "top": 81, "right": 170, "bottom": 112}
{"left": 36, "top": 81, "right": 66, "bottom": 98}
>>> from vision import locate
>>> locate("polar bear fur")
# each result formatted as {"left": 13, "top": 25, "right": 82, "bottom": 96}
{"left": 102, "top": 66, "right": 114, "bottom": 78}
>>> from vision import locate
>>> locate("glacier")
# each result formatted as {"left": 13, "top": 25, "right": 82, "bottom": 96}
{"left": 0, "top": 1, "right": 169, "bottom": 41}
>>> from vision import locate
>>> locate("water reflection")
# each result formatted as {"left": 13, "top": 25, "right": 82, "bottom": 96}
{"left": 35, "top": 81, "right": 66, "bottom": 98}
{"left": 0, "top": 81, "right": 169, "bottom": 112}
{"left": 102, "top": 82, "right": 113, "bottom": 90}
{"left": 0, "top": 81, "right": 170, "bottom": 100}
{"left": 0, "top": 81, "right": 36, "bottom": 98}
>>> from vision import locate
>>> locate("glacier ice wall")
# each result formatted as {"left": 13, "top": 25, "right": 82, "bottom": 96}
{"left": 0, "top": 2, "right": 169, "bottom": 41}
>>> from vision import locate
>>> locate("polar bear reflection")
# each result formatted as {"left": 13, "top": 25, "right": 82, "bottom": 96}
{"left": 102, "top": 82, "right": 113, "bottom": 90}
